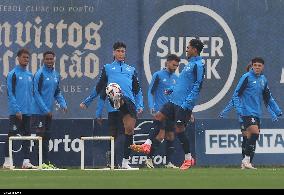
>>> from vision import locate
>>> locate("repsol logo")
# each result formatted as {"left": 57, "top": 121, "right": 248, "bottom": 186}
{"left": 144, "top": 5, "right": 238, "bottom": 112}
{"left": 129, "top": 155, "right": 166, "bottom": 165}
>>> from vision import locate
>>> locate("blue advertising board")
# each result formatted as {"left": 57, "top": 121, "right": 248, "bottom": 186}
{"left": 1, "top": 0, "right": 284, "bottom": 166}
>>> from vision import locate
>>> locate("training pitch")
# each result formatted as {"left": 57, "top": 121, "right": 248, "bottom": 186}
{"left": 1, "top": 167, "right": 284, "bottom": 189}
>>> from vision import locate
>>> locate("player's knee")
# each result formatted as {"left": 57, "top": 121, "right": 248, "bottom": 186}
{"left": 166, "top": 132, "right": 175, "bottom": 141}
{"left": 156, "top": 130, "right": 165, "bottom": 142}
{"left": 175, "top": 124, "right": 185, "bottom": 133}
{"left": 125, "top": 130, "right": 133, "bottom": 135}
{"left": 154, "top": 112, "right": 165, "bottom": 121}
{"left": 124, "top": 125, "right": 134, "bottom": 135}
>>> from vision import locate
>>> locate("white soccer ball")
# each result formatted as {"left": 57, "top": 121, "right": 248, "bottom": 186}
{"left": 105, "top": 83, "right": 122, "bottom": 99}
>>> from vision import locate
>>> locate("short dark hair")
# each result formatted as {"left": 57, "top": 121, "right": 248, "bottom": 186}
{"left": 17, "top": 48, "right": 30, "bottom": 57}
{"left": 190, "top": 39, "right": 204, "bottom": 55}
{"left": 43, "top": 51, "right": 55, "bottom": 58}
{"left": 113, "top": 41, "right": 126, "bottom": 50}
{"left": 251, "top": 57, "right": 264, "bottom": 65}
{"left": 166, "top": 54, "right": 180, "bottom": 62}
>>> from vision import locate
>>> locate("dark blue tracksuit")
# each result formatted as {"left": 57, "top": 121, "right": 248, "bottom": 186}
{"left": 82, "top": 60, "right": 143, "bottom": 160}
{"left": 232, "top": 69, "right": 282, "bottom": 119}
{"left": 32, "top": 64, "right": 67, "bottom": 163}
{"left": 5, "top": 65, "right": 34, "bottom": 158}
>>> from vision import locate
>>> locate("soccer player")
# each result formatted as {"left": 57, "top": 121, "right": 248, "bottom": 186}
{"left": 232, "top": 57, "right": 282, "bottom": 169}
{"left": 2, "top": 48, "right": 36, "bottom": 169}
{"left": 144, "top": 54, "right": 179, "bottom": 169}
{"left": 80, "top": 41, "right": 143, "bottom": 169}
{"left": 220, "top": 63, "right": 280, "bottom": 167}
{"left": 95, "top": 89, "right": 143, "bottom": 167}
{"left": 131, "top": 39, "right": 205, "bottom": 170}
{"left": 31, "top": 51, "right": 67, "bottom": 169}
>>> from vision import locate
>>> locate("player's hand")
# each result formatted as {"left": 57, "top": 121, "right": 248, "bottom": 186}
{"left": 16, "top": 112, "right": 22, "bottom": 120}
{"left": 96, "top": 117, "right": 103, "bottom": 126}
{"left": 80, "top": 103, "right": 87, "bottom": 109}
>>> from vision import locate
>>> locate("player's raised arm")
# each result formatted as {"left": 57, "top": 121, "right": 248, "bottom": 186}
{"left": 80, "top": 67, "right": 108, "bottom": 109}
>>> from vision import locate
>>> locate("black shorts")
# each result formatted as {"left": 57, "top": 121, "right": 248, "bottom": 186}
{"left": 241, "top": 116, "right": 260, "bottom": 130}
{"left": 118, "top": 96, "right": 137, "bottom": 119}
{"left": 31, "top": 115, "right": 52, "bottom": 135}
{"left": 108, "top": 111, "right": 124, "bottom": 136}
{"left": 9, "top": 115, "right": 31, "bottom": 136}
{"left": 160, "top": 102, "right": 192, "bottom": 127}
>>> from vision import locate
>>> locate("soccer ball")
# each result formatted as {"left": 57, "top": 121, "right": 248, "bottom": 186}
{"left": 105, "top": 83, "right": 122, "bottom": 99}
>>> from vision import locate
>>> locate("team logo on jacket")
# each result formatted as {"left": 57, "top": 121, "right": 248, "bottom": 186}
{"left": 144, "top": 5, "right": 238, "bottom": 112}
{"left": 125, "top": 66, "right": 132, "bottom": 72}
{"left": 185, "top": 66, "right": 191, "bottom": 71}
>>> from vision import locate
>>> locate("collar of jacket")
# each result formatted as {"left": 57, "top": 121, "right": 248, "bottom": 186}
{"left": 15, "top": 65, "right": 27, "bottom": 72}
{"left": 163, "top": 68, "right": 174, "bottom": 75}
{"left": 249, "top": 69, "right": 263, "bottom": 77}
{"left": 113, "top": 60, "right": 125, "bottom": 65}
{"left": 188, "top": 56, "right": 202, "bottom": 62}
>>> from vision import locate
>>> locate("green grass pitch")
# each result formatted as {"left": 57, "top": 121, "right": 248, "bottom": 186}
{"left": 1, "top": 168, "right": 284, "bottom": 189}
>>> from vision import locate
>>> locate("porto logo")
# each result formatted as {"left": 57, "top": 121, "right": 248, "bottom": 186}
{"left": 143, "top": 5, "right": 238, "bottom": 112}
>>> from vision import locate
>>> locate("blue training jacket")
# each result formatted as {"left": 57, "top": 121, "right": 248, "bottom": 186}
{"left": 232, "top": 69, "right": 282, "bottom": 118}
{"left": 148, "top": 69, "right": 178, "bottom": 111}
{"left": 220, "top": 99, "right": 281, "bottom": 122}
{"left": 32, "top": 65, "right": 67, "bottom": 115}
{"left": 6, "top": 65, "right": 34, "bottom": 115}
{"left": 169, "top": 56, "right": 205, "bottom": 110}
{"left": 95, "top": 89, "right": 144, "bottom": 118}
{"left": 82, "top": 60, "right": 142, "bottom": 109}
